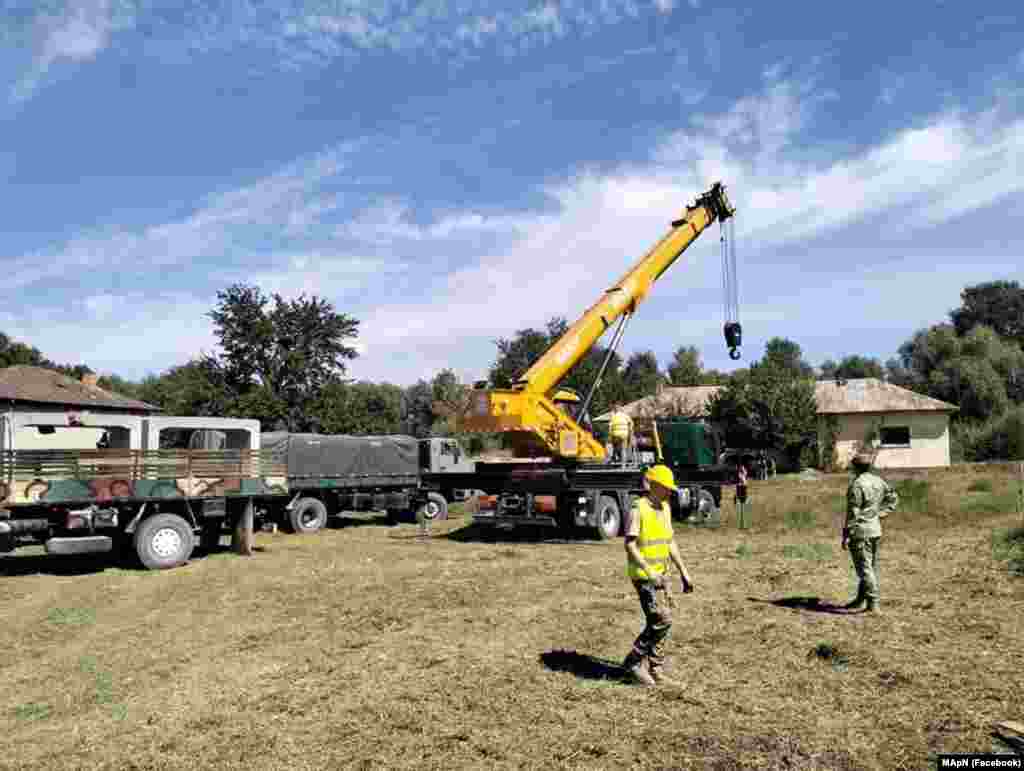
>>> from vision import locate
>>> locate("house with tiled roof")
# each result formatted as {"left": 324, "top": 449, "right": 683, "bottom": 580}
{"left": 0, "top": 366, "right": 160, "bottom": 451}
{"left": 596, "top": 378, "right": 958, "bottom": 469}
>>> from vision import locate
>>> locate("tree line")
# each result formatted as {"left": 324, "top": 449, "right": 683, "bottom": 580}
{"left": 3, "top": 280, "right": 1022, "bottom": 464}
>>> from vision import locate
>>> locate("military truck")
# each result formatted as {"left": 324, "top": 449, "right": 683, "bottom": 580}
{"left": 261, "top": 433, "right": 475, "bottom": 533}
{"left": 0, "top": 413, "right": 287, "bottom": 570}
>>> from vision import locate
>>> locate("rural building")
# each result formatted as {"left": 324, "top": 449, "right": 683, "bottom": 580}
{"left": 596, "top": 378, "right": 958, "bottom": 470}
{"left": 0, "top": 366, "right": 160, "bottom": 451}
{"left": 815, "top": 378, "right": 957, "bottom": 469}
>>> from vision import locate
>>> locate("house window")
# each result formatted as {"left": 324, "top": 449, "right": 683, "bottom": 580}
{"left": 879, "top": 426, "right": 911, "bottom": 447}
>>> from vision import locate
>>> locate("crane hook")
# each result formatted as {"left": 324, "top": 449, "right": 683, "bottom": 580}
{"left": 725, "top": 321, "right": 742, "bottom": 360}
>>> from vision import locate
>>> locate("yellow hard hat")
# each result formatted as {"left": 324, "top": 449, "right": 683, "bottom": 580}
{"left": 645, "top": 464, "right": 678, "bottom": 492}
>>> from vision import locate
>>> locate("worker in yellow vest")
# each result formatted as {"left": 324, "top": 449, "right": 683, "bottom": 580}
{"left": 608, "top": 403, "right": 634, "bottom": 467}
{"left": 621, "top": 465, "right": 694, "bottom": 686}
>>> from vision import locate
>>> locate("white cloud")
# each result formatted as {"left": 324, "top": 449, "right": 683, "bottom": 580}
{"left": 10, "top": 0, "right": 136, "bottom": 103}
{"left": 654, "top": 0, "right": 676, "bottom": 13}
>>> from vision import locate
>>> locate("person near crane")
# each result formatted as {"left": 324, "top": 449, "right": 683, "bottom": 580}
{"left": 621, "top": 465, "right": 694, "bottom": 686}
{"left": 608, "top": 403, "right": 635, "bottom": 467}
{"left": 841, "top": 453, "right": 899, "bottom": 614}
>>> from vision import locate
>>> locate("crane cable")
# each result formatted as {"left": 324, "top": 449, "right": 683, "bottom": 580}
{"left": 721, "top": 218, "right": 742, "bottom": 359}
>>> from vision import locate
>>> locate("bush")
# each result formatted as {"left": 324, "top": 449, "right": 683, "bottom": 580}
{"left": 954, "top": 406, "right": 1024, "bottom": 462}
{"left": 784, "top": 509, "right": 816, "bottom": 529}
{"left": 894, "top": 479, "right": 930, "bottom": 513}
{"left": 992, "top": 527, "right": 1024, "bottom": 575}
{"left": 782, "top": 543, "right": 833, "bottom": 560}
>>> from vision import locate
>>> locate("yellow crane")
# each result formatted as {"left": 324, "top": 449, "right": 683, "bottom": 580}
{"left": 461, "top": 182, "right": 738, "bottom": 461}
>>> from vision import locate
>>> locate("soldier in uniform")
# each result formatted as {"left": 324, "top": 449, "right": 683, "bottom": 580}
{"left": 621, "top": 465, "right": 694, "bottom": 686}
{"left": 842, "top": 452, "right": 899, "bottom": 613}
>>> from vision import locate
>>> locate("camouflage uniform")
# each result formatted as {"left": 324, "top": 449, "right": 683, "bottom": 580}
{"left": 845, "top": 469, "right": 898, "bottom": 608}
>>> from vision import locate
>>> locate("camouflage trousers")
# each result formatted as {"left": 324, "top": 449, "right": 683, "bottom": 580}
{"left": 849, "top": 536, "right": 881, "bottom": 603}
{"left": 629, "top": 580, "right": 673, "bottom": 668}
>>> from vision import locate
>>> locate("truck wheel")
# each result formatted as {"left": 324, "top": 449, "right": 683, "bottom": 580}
{"left": 594, "top": 495, "right": 621, "bottom": 540}
{"left": 289, "top": 498, "right": 328, "bottom": 534}
{"left": 134, "top": 513, "right": 195, "bottom": 570}
{"left": 416, "top": 492, "right": 448, "bottom": 522}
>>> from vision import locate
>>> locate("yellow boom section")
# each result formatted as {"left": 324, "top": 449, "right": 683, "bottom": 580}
{"left": 462, "top": 182, "right": 735, "bottom": 460}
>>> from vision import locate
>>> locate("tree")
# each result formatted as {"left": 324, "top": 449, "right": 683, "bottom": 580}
{"left": 310, "top": 381, "right": 402, "bottom": 435}
{"left": 431, "top": 369, "right": 473, "bottom": 435}
{"left": 950, "top": 280, "right": 1024, "bottom": 347}
{"left": 819, "top": 355, "right": 885, "bottom": 381}
{"left": 0, "top": 333, "right": 47, "bottom": 368}
{"left": 762, "top": 337, "right": 814, "bottom": 378}
{"left": 622, "top": 351, "right": 665, "bottom": 403}
{"left": 708, "top": 366, "right": 818, "bottom": 468}
{"left": 207, "top": 284, "right": 360, "bottom": 430}
{"left": 136, "top": 358, "right": 233, "bottom": 418}
{"left": 887, "top": 323, "right": 1024, "bottom": 422}
{"left": 401, "top": 380, "right": 435, "bottom": 438}
{"left": 488, "top": 316, "right": 627, "bottom": 420}
{"left": 667, "top": 346, "right": 703, "bottom": 386}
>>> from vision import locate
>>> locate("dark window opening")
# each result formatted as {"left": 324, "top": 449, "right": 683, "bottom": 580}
{"left": 879, "top": 426, "right": 911, "bottom": 447}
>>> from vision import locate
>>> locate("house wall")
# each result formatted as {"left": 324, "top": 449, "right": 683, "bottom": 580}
{"left": 818, "top": 411, "right": 950, "bottom": 469}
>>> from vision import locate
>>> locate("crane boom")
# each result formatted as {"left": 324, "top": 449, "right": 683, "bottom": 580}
{"left": 462, "top": 182, "right": 736, "bottom": 461}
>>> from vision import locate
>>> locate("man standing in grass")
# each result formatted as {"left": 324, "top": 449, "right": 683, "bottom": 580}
{"left": 842, "top": 453, "right": 899, "bottom": 614}
{"left": 622, "top": 465, "right": 694, "bottom": 686}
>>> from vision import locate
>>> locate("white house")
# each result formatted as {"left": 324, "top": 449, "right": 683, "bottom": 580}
{"left": 596, "top": 378, "right": 959, "bottom": 470}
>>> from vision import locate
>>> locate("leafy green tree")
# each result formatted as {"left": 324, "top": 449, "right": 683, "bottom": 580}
{"left": 762, "top": 337, "right": 814, "bottom": 378}
{"left": 622, "top": 350, "right": 665, "bottom": 403}
{"left": 667, "top": 345, "right": 702, "bottom": 386}
{"left": 951, "top": 280, "right": 1024, "bottom": 347}
{"left": 709, "top": 366, "right": 818, "bottom": 468}
{"left": 401, "top": 379, "right": 435, "bottom": 438}
{"left": 207, "top": 284, "right": 360, "bottom": 430}
{"left": 487, "top": 316, "right": 627, "bottom": 421}
{"left": 136, "top": 358, "right": 234, "bottom": 418}
{"left": 819, "top": 355, "right": 885, "bottom": 381}
{"left": 888, "top": 324, "right": 1024, "bottom": 421}
{"left": 310, "top": 381, "right": 403, "bottom": 435}
{"left": 0, "top": 333, "right": 47, "bottom": 368}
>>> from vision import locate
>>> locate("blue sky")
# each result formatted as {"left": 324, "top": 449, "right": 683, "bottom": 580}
{"left": 2, "top": 0, "right": 1022, "bottom": 388}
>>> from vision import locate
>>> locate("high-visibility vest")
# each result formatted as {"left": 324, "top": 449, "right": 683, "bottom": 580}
{"left": 626, "top": 498, "right": 673, "bottom": 580}
{"left": 609, "top": 411, "right": 632, "bottom": 440}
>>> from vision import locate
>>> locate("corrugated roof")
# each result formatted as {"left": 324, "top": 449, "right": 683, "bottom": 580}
{"left": 597, "top": 378, "right": 957, "bottom": 419}
{"left": 595, "top": 386, "right": 724, "bottom": 421}
{"left": 814, "top": 378, "right": 957, "bottom": 414}
{"left": 0, "top": 366, "right": 160, "bottom": 412}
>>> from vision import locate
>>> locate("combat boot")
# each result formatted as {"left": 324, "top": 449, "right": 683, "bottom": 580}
{"left": 843, "top": 589, "right": 866, "bottom": 610}
{"left": 621, "top": 653, "right": 656, "bottom": 687}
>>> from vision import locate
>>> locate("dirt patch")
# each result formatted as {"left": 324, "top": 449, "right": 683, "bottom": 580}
{"left": 1, "top": 467, "right": 1022, "bottom": 770}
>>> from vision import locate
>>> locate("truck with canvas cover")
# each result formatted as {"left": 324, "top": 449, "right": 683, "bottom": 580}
{"left": 261, "top": 432, "right": 474, "bottom": 533}
{"left": 0, "top": 413, "right": 287, "bottom": 570}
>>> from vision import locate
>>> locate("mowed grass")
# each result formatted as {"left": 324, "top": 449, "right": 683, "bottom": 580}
{"left": 2, "top": 467, "right": 1023, "bottom": 771}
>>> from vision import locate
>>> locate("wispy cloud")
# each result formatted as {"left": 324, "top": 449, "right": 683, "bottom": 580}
{"left": 9, "top": 0, "right": 136, "bottom": 103}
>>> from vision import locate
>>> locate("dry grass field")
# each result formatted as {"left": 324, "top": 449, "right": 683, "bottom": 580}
{"left": 2, "top": 466, "right": 1023, "bottom": 771}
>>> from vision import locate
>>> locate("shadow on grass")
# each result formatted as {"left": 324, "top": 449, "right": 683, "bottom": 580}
{"left": 1, "top": 542, "right": 267, "bottom": 577}
{"left": 444, "top": 522, "right": 608, "bottom": 546}
{"left": 539, "top": 649, "right": 626, "bottom": 682}
{"left": 327, "top": 512, "right": 396, "bottom": 529}
{"left": 748, "top": 595, "right": 849, "bottom": 615}
{"left": 0, "top": 552, "right": 118, "bottom": 577}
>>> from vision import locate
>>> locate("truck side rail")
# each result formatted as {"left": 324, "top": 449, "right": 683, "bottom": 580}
{"left": 0, "top": 449, "right": 288, "bottom": 507}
